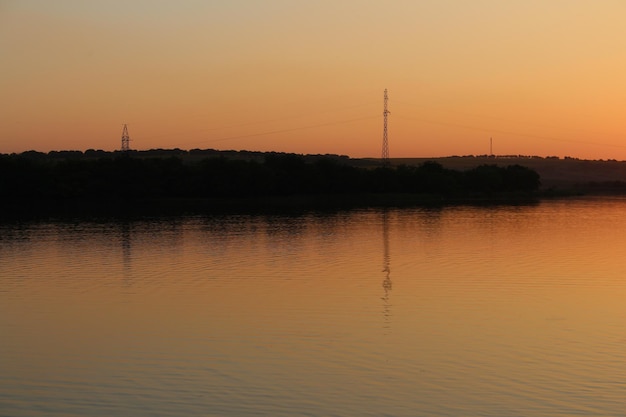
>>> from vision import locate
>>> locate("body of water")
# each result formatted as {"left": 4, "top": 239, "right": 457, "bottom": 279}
{"left": 1, "top": 198, "right": 625, "bottom": 416}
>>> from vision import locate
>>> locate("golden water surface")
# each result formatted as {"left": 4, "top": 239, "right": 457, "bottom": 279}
{"left": 1, "top": 198, "right": 625, "bottom": 416}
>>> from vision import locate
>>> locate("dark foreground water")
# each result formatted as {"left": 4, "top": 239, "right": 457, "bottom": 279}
{"left": 1, "top": 198, "right": 625, "bottom": 416}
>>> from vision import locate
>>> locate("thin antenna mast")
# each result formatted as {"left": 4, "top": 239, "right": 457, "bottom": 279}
{"left": 121, "top": 124, "right": 130, "bottom": 152}
{"left": 382, "top": 89, "right": 390, "bottom": 165}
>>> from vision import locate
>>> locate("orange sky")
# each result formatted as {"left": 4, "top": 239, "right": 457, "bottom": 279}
{"left": 2, "top": 1, "right": 626, "bottom": 159}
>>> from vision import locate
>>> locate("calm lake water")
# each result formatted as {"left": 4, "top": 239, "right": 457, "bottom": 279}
{"left": 1, "top": 198, "right": 625, "bottom": 416}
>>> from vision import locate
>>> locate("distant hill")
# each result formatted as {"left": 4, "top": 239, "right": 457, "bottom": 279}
{"left": 356, "top": 156, "right": 626, "bottom": 192}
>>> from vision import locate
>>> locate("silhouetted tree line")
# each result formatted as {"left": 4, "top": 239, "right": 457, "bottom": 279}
{"left": 0, "top": 152, "right": 540, "bottom": 202}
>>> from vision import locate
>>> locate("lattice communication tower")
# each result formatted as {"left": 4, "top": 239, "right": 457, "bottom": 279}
{"left": 121, "top": 124, "right": 130, "bottom": 152}
{"left": 382, "top": 89, "right": 390, "bottom": 164}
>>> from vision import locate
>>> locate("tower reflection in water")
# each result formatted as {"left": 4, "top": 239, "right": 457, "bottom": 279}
{"left": 381, "top": 210, "right": 392, "bottom": 329}
{"left": 120, "top": 222, "right": 133, "bottom": 287}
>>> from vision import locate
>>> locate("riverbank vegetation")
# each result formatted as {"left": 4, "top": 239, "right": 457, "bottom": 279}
{"left": 0, "top": 151, "right": 541, "bottom": 214}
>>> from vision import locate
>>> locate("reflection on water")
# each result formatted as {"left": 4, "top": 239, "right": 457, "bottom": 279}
{"left": 1, "top": 198, "right": 626, "bottom": 417}
{"left": 381, "top": 210, "right": 392, "bottom": 330}
{"left": 120, "top": 222, "right": 132, "bottom": 280}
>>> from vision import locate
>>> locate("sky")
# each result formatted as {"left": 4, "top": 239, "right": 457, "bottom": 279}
{"left": 2, "top": 0, "right": 626, "bottom": 159}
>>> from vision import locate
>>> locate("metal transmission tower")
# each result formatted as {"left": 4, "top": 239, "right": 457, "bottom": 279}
{"left": 121, "top": 124, "right": 130, "bottom": 152}
{"left": 381, "top": 89, "right": 390, "bottom": 164}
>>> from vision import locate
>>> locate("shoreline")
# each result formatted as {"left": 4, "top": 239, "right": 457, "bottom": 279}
{"left": 0, "top": 190, "right": 609, "bottom": 221}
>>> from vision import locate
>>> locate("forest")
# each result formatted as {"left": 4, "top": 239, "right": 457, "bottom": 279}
{"left": 0, "top": 151, "right": 541, "bottom": 214}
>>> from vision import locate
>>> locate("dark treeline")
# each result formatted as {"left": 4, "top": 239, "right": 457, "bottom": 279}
{"left": 0, "top": 152, "right": 540, "bottom": 205}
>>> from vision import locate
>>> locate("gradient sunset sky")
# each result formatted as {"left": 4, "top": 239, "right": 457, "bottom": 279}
{"left": 2, "top": 1, "right": 626, "bottom": 159}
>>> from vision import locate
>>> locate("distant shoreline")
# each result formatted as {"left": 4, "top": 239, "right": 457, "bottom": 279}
{"left": 6, "top": 149, "right": 626, "bottom": 190}
{"left": 0, "top": 193, "right": 542, "bottom": 220}
{"left": 3, "top": 149, "right": 626, "bottom": 220}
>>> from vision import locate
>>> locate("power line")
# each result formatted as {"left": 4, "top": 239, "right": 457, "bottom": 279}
{"left": 137, "top": 101, "right": 379, "bottom": 143}
{"left": 175, "top": 114, "right": 380, "bottom": 148}
{"left": 393, "top": 113, "right": 626, "bottom": 150}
